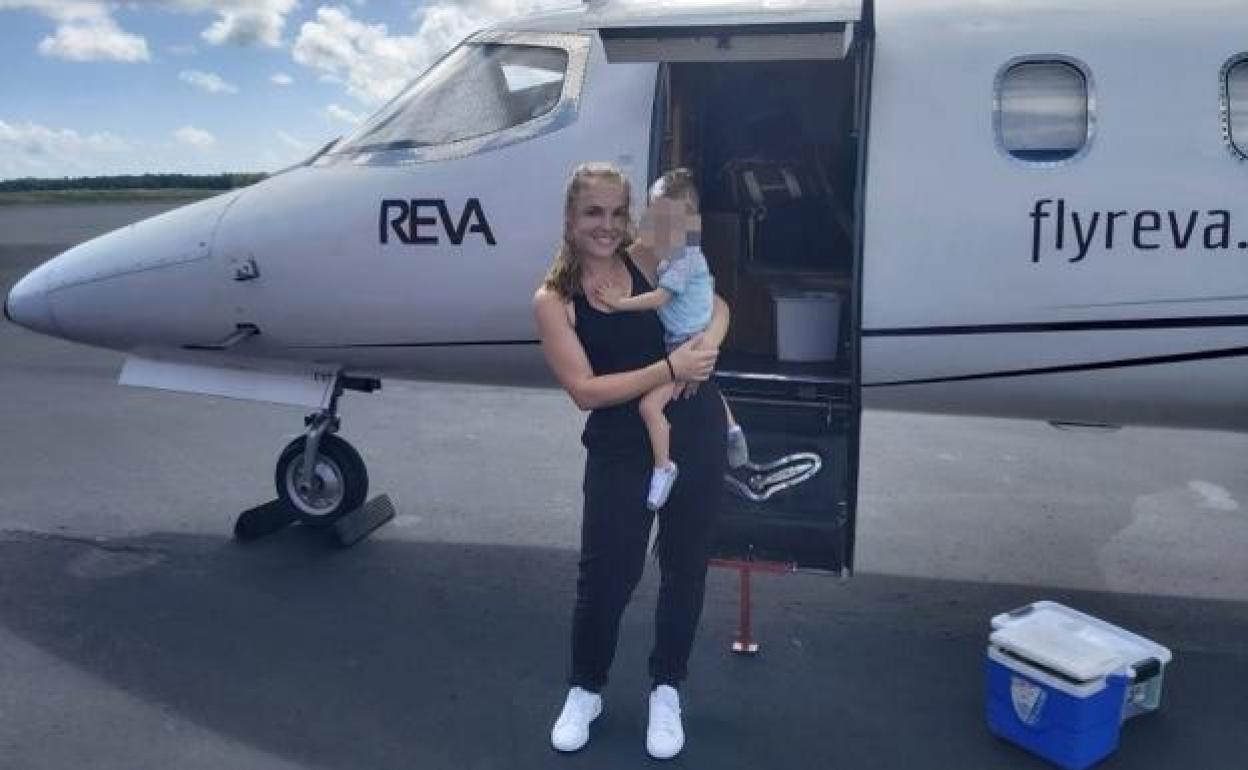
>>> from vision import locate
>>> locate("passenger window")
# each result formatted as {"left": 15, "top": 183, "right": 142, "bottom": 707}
{"left": 1224, "top": 57, "right": 1248, "bottom": 159}
{"left": 338, "top": 43, "right": 569, "bottom": 154}
{"left": 997, "top": 60, "right": 1090, "bottom": 163}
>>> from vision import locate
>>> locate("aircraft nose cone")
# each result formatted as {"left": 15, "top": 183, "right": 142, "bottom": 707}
{"left": 4, "top": 263, "right": 60, "bottom": 337}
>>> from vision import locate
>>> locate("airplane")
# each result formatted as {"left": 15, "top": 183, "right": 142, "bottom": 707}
{"left": 5, "top": 0, "right": 1248, "bottom": 575}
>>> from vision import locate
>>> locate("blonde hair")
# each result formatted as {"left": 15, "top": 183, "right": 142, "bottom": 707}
{"left": 648, "top": 167, "right": 699, "bottom": 210}
{"left": 542, "top": 162, "right": 634, "bottom": 300}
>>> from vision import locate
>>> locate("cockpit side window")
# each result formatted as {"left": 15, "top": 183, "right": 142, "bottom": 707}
{"left": 336, "top": 43, "right": 570, "bottom": 156}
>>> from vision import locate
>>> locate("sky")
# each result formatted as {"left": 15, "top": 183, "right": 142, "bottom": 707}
{"left": 0, "top": 0, "right": 576, "bottom": 180}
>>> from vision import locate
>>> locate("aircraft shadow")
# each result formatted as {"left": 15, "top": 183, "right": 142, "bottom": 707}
{"left": 0, "top": 529, "right": 1245, "bottom": 770}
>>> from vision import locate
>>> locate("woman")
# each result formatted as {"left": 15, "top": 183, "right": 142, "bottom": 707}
{"left": 532, "top": 162, "right": 729, "bottom": 760}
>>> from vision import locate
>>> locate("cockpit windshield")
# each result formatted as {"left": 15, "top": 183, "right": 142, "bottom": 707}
{"left": 336, "top": 43, "right": 569, "bottom": 155}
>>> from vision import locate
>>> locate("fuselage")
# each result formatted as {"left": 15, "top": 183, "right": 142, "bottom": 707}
{"left": 6, "top": 0, "right": 1248, "bottom": 431}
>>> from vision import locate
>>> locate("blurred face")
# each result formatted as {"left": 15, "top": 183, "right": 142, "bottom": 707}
{"left": 568, "top": 178, "right": 628, "bottom": 261}
{"left": 638, "top": 197, "right": 700, "bottom": 257}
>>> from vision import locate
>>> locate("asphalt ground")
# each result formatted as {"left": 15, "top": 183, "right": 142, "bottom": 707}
{"left": 1, "top": 203, "right": 1246, "bottom": 770}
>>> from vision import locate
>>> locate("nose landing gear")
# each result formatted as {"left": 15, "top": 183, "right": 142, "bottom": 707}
{"left": 235, "top": 373, "right": 392, "bottom": 545}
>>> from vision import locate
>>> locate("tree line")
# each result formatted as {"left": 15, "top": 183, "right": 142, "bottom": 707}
{"left": 0, "top": 173, "right": 266, "bottom": 193}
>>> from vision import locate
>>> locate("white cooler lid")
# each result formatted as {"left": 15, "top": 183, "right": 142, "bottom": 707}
{"left": 990, "top": 603, "right": 1147, "bottom": 682}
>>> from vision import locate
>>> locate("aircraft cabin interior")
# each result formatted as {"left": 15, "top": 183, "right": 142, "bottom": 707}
{"left": 649, "top": 46, "right": 868, "bottom": 574}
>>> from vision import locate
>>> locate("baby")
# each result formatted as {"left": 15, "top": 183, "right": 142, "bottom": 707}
{"left": 595, "top": 169, "right": 749, "bottom": 510}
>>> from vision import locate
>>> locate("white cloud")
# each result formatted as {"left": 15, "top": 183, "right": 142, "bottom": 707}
{"left": 293, "top": 7, "right": 414, "bottom": 107}
{"left": 412, "top": 1, "right": 575, "bottom": 51}
{"left": 276, "top": 131, "right": 309, "bottom": 151}
{"left": 0, "top": 118, "right": 129, "bottom": 178}
{"left": 0, "top": 117, "right": 294, "bottom": 178}
{"left": 0, "top": 0, "right": 107, "bottom": 24}
{"left": 292, "top": 2, "right": 568, "bottom": 108}
{"left": 0, "top": 1, "right": 300, "bottom": 62}
{"left": 174, "top": 125, "right": 216, "bottom": 149}
{"left": 270, "top": 72, "right": 294, "bottom": 86}
{"left": 36, "top": 17, "right": 150, "bottom": 61}
{"left": 194, "top": 0, "right": 299, "bottom": 48}
{"left": 0, "top": 118, "right": 128, "bottom": 154}
{"left": 167, "top": 43, "right": 199, "bottom": 56}
{"left": 153, "top": 0, "right": 297, "bottom": 48}
{"left": 0, "top": 1, "right": 151, "bottom": 62}
{"left": 326, "top": 103, "right": 365, "bottom": 125}
{"left": 179, "top": 69, "right": 239, "bottom": 94}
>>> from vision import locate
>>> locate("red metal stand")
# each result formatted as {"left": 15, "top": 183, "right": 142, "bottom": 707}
{"left": 709, "top": 558, "right": 791, "bottom": 654}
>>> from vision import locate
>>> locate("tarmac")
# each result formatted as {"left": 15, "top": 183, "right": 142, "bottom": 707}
{"left": 1, "top": 202, "right": 1246, "bottom": 769}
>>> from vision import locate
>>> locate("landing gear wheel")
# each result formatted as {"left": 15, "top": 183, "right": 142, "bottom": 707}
{"left": 275, "top": 434, "right": 369, "bottom": 528}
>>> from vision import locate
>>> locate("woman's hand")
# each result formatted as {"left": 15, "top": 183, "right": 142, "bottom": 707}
{"left": 673, "top": 294, "right": 730, "bottom": 398}
{"left": 672, "top": 334, "right": 715, "bottom": 398}
{"left": 668, "top": 334, "right": 718, "bottom": 383}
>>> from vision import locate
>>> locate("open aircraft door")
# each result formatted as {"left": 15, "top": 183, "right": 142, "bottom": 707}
{"left": 589, "top": 0, "right": 868, "bottom": 575}
{"left": 591, "top": 0, "right": 857, "bottom": 63}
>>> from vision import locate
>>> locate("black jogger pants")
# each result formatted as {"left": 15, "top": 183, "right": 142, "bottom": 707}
{"left": 568, "top": 384, "right": 727, "bottom": 691}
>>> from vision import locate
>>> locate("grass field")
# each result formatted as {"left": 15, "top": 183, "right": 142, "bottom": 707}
{"left": 0, "top": 189, "right": 225, "bottom": 205}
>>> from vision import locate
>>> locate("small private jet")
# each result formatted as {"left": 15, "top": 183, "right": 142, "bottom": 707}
{"left": 6, "top": 0, "right": 1248, "bottom": 573}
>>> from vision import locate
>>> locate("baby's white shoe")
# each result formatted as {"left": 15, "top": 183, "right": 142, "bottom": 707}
{"left": 727, "top": 425, "right": 749, "bottom": 468}
{"left": 647, "top": 462, "right": 679, "bottom": 511}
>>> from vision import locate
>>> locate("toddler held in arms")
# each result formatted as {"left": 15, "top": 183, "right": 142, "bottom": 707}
{"left": 595, "top": 169, "right": 749, "bottom": 510}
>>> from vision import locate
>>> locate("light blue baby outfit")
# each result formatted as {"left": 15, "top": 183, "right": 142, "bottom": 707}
{"left": 657, "top": 245, "right": 715, "bottom": 349}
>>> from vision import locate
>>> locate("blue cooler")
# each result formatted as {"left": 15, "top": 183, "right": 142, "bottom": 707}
{"left": 986, "top": 601, "right": 1172, "bottom": 770}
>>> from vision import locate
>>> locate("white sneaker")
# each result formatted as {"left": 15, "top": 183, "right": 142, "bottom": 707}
{"left": 647, "top": 462, "right": 679, "bottom": 511}
{"left": 646, "top": 685, "right": 685, "bottom": 760}
{"left": 727, "top": 425, "right": 749, "bottom": 469}
{"left": 550, "top": 686, "right": 602, "bottom": 753}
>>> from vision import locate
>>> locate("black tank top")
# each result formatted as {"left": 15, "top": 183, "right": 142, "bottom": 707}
{"left": 574, "top": 254, "right": 667, "bottom": 453}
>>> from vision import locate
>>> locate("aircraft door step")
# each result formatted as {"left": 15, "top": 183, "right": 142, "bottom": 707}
{"left": 714, "top": 373, "right": 855, "bottom": 574}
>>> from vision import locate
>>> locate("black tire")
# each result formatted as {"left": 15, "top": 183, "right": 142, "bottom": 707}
{"left": 275, "top": 434, "right": 369, "bottom": 528}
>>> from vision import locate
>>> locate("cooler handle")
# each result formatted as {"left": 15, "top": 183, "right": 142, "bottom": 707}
{"left": 1130, "top": 657, "right": 1162, "bottom": 682}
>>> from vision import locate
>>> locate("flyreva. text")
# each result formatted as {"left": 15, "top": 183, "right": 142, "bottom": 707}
{"left": 1030, "top": 199, "right": 1238, "bottom": 263}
